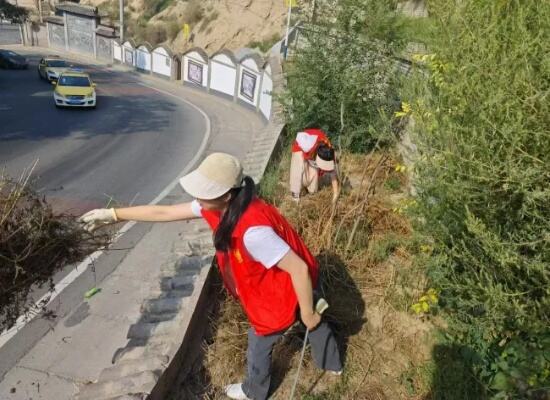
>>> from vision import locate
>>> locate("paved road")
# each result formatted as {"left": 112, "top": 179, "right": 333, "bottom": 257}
{"left": 0, "top": 48, "right": 207, "bottom": 214}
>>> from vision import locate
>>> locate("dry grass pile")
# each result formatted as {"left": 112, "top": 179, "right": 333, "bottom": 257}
{"left": 0, "top": 170, "right": 109, "bottom": 331}
{"left": 170, "top": 151, "right": 435, "bottom": 399}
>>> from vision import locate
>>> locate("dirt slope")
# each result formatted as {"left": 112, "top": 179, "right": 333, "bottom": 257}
{"left": 161, "top": 0, "right": 287, "bottom": 53}
{"left": 82, "top": 0, "right": 288, "bottom": 53}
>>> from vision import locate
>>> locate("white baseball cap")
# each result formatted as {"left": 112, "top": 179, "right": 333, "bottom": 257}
{"left": 179, "top": 153, "right": 243, "bottom": 200}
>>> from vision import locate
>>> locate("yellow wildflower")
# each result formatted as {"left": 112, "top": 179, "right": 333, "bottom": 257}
{"left": 420, "top": 244, "right": 432, "bottom": 254}
{"left": 411, "top": 303, "right": 423, "bottom": 314}
{"left": 421, "top": 301, "right": 430, "bottom": 312}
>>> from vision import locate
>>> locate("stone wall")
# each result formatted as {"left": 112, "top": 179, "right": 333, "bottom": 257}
{"left": 66, "top": 13, "right": 94, "bottom": 55}
{"left": 0, "top": 22, "right": 22, "bottom": 45}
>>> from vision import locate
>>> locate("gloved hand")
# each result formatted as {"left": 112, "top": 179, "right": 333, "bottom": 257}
{"left": 79, "top": 208, "right": 118, "bottom": 231}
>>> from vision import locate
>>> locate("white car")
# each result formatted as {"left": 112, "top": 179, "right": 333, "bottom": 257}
{"left": 38, "top": 56, "right": 72, "bottom": 82}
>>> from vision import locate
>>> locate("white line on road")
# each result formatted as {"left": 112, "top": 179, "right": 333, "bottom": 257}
{"left": 0, "top": 78, "right": 212, "bottom": 349}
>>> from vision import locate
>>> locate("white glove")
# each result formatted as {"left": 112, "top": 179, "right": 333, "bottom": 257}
{"left": 79, "top": 208, "right": 118, "bottom": 231}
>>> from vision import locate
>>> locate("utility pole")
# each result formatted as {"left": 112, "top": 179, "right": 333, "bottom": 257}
{"left": 119, "top": 0, "right": 124, "bottom": 42}
{"left": 283, "top": 0, "right": 292, "bottom": 59}
{"left": 38, "top": 0, "right": 43, "bottom": 23}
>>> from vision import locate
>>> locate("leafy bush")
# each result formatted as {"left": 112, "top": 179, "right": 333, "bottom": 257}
{"left": 146, "top": 24, "right": 168, "bottom": 44}
{"left": 405, "top": 0, "right": 550, "bottom": 397}
{"left": 97, "top": 0, "right": 118, "bottom": 23}
{"left": 131, "top": 21, "right": 168, "bottom": 46}
{"left": 247, "top": 33, "right": 280, "bottom": 53}
{"left": 143, "top": 0, "right": 174, "bottom": 19}
{"left": 166, "top": 18, "right": 181, "bottom": 41}
{"left": 0, "top": 0, "right": 28, "bottom": 22}
{"left": 182, "top": 0, "right": 203, "bottom": 25}
{"left": 280, "top": 0, "right": 402, "bottom": 152}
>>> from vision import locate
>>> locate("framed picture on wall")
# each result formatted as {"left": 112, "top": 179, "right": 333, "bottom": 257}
{"left": 124, "top": 49, "right": 133, "bottom": 65}
{"left": 188, "top": 60, "right": 203, "bottom": 85}
{"left": 240, "top": 70, "right": 256, "bottom": 101}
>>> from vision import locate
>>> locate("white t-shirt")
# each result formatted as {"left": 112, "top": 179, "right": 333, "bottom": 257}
{"left": 190, "top": 200, "right": 290, "bottom": 268}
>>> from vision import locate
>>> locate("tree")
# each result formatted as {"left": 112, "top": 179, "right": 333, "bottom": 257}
{"left": 0, "top": 0, "right": 29, "bottom": 22}
{"left": 280, "top": 0, "right": 403, "bottom": 151}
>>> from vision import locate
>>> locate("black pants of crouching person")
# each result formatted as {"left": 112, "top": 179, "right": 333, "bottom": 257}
{"left": 241, "top": 321, "right": 342, "bottom": 400}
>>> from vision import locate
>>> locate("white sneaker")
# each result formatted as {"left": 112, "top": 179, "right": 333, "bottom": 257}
{"left": 224, "top": 383, "right": 251, "bottom": 400}
{"left": 329, "top": 369, "right": 343, "bottom": 376}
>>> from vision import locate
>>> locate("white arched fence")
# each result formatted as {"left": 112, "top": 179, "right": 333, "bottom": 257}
{"left": 182, "top": 47, "right": 209, "bottom": 88}
{"left": 152, "top": 46, "right": 172, "bottom": 78}
{"left": 135, "top": 43, "right": 152, "bottom": 72}
{"left": 209, "top": 49, "right": 238, "bottom": 98}
{"left": 259, "top": 61, "right": 274, "bottom": 120}
{"left": 122, "top": 40, "right": 135, "bottom": 66}
{"left": 112, "top": 41, "right": 278, "bottom": 121}
{"left": 113, "top": 40, "right": 122, "bottom": 62}
{"left": 236, "top": 49, "right": 263, "bottom": 108}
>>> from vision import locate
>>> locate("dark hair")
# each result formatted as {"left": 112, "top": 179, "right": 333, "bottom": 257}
{"left": 316, "top": 143, "right": 335, "bottom": 161}
{"left": 214, "top": 176, "right": 255, "bottom": 252}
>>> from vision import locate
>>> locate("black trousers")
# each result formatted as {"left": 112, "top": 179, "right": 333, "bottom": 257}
{"left": 241, "top": 322, "right": 342, "bottom": 400}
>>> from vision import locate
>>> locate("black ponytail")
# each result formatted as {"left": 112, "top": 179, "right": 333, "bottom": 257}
{"left": 214, "top": 176, "right": 255, "bottom": 252}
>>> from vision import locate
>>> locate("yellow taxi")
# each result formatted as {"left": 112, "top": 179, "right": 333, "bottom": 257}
{"left": 53, "top": 70, "right": 97, "bottom": 109}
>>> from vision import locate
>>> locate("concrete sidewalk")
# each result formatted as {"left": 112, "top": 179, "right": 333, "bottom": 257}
{"left": 0, "top": 46, "right": 282, "bottom": 400}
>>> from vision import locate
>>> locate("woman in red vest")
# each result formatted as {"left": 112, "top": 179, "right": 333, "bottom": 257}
{"left": 80, "top": 153, "right": 342, "bottom": 400}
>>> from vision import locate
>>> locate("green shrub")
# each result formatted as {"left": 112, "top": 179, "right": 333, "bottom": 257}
{"left": 143, "top": 0, "right": 174, "bottom": 19}
{"left": 98, "top": 0, "right": 114, "bottom": 21}
{"left": 368, "top": 233, "right": 403, "bottom": 263}
{"left": 280, "top": 0, "right": 402, "bottom": 152}
{"left": 405, "top": 0, "right": 550, "bottom": 397}
{"left": 166, "top": 18, "right": 181, "bottom": 41}
{"left": 247, "top": 33, "right": 280, "bottom": 53}
{"left": 182, "top": 0, "right": 203, "bottom": 25}
{"left": 0, "top": 0, "right": 28, "bottom": 22}
{"left": 384, "top": 175, "right": 402, "bottom": 192}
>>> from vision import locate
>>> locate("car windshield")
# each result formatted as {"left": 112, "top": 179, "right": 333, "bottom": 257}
{"left": 2, "top": 51, "right": 18, "bottom": 57}
{"left": 58, "top": 76, "right": 90, "bottom": 87}
{"left": 47, "top": 60, "right": 67, "bottom": 67}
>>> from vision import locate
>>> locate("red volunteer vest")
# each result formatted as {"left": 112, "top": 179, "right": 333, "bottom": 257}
{"left": 201, "top": 198, "right": 319, "bottom": 335}
{"left": 291, "top": 129, "right": 331, "bottom": 160}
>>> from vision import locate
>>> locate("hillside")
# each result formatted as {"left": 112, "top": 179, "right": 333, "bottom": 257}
{"left": 82, "top": 0, "right": 289, "bottom": 53}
